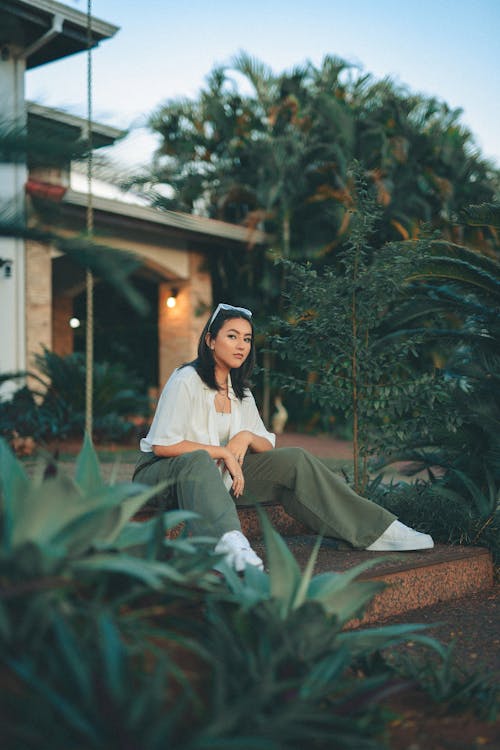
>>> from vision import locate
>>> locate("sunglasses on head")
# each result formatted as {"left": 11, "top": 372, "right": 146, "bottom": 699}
{"left": 208, "top": 303, "right": 253, "bottom": 329}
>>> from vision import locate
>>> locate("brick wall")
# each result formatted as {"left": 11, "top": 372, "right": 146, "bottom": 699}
{"left": 158, "top": 251, "right": 211, "bottom": 387}
{"left": 25, "top": 240, "right": 52, "bottom": 380}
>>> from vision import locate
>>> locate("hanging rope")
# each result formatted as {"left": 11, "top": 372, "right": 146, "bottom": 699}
{"left": 85, "top": 0, "right": 94, "bottom": 438}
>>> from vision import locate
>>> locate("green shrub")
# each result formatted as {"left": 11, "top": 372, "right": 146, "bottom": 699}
{"left": 0, "top": 348, "right": 150, "bottom": 444}
{"left": 270, "top": 172, "right": 459, "bottom": 495}
{"left": 367, "top": 475, "right": 500, "bottom": 565}
{"left": 389, "top": 645, "right": 499, "bottom": 721}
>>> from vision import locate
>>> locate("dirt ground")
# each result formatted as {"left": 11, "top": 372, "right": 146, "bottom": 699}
{"left": 378, "top": 583, "right": 500, "bottom": 749}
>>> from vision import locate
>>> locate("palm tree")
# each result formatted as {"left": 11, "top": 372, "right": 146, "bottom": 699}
{"left": 139, "top": 55, "right": 500, "bottom": 426}
{"left": 350, "top": 78, "right": 500, "bottom": 248}
{"left": 143, "top": 53, "right": 499, "bottom": 279}
{"left": 375, "top": 203, "right": 500, "bottom": 527}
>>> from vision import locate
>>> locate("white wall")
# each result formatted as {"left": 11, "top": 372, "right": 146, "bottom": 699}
{"left": 0, "top": 47, "right": 27, "bottom": 398}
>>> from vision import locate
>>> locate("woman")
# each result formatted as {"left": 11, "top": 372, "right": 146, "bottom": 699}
{"left": 133, "top": 303, "right": 433, "bottom": 571}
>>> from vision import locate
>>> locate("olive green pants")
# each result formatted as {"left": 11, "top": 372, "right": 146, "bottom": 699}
{"left": 132, "top": 446, "right": 395, "bottom": 549}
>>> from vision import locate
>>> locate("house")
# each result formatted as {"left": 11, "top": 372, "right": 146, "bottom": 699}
{"left": 0, "top": 0, "right": 265, "bottom": 398}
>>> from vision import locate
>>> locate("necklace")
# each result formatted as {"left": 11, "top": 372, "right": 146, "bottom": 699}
{"left": 215, "top": 384, "right": 230, "bottom": 414}
{"left": 214, "top": 374, "right": 230, "bottom": 413}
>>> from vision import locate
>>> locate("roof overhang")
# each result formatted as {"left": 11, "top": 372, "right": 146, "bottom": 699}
{"left": 62, "top": 189, "right": 268, "bottom": 247}
{"left": 0, "top": 0, "right": 118, "bottom": 69}
{"left": 27, "top": 101, "right": 125, "bottom": 149}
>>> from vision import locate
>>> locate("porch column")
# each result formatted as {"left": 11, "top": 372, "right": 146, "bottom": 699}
{"left": 25, "top": 241, "right": 53, "bottom": 369}
{"left": 0, "top": 45, "right": 27, "bottom": 397}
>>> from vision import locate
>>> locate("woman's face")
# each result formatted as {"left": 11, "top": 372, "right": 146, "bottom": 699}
{"left": 208, "top": 317, "right": 253, "bottom": 372}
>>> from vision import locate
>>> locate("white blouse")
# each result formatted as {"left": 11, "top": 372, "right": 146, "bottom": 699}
{"left": 216, "top": 412, "right": 232, "bottom": 446}
{"left": 140, "top": 365, "right": 276, "bottom": 487}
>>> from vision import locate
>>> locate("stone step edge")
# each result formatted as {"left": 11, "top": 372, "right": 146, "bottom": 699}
{"left": 357, "top": 545, "right": 493, "bottom": 579}
{"left": 136, "top": 503, "right": 494, "bottom": 628}
{"left": 346, "top": 547, "right": 494, "bottom": 627}
{"left": 134, "top": 508, "right": 494, "bottom": 625}
{"left": 133, "top": 501, "right": 308, "bottom": 538}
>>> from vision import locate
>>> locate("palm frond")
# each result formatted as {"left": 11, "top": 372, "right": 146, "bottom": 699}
{"left": 428, "top": 240, "right": 500, "bottom": 275}
{"left": 231, "top": 51, "right": 278, "bottom": 105}
{"left": 405, "top": 255, "right": 500, "bottom": 302}
{"left": 460, "top": 202, "right": 500, "bottom": 229}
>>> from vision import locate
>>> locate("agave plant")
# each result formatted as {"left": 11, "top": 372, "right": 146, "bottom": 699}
{"left": 191, "top": 511, "right": 445, "bottom": 749}
{"left": 0, "top": 436, "right": 223, "bottom": 588}
{"left": 0, "top": 436, "right": 226, "bottom": 748}
{"left": 0, "top": 437, "right": 462, "bottom": 750}
{"left": 220, "top": 508, "right": 385, "bottom": 623}
{"left": 222, "top": 508, "right": 442, "bottom": 649}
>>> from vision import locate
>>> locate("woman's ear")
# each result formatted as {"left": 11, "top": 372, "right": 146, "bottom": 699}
{"left": 205, "top": 333, "right": 214, "bottom": 350}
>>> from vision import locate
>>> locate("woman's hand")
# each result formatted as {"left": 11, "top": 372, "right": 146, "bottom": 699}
{"left": 219, "top": 448, "right": 246, "bottom": 498}
{"left": 226, "top": 430, "right": 252, "bottom": 466}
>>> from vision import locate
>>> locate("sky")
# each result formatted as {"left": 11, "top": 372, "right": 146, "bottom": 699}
{"left": 26, "top": 0, "right": 500, "bottom": 171}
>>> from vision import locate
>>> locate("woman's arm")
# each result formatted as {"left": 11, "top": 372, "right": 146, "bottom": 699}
{"left": 226, "top": 430, "right": 273, "bottom": 468}
{"left": 152, "top": 441, "right": 245, "bottom": 497}
{"left": 229, "top": 390, "right": 275, "bottom": 461}
{"left": 244, "top": 431, "right": 274, "bottom": 453}
{"left": 153, "top": 440, "right": 229, "bottom": 460}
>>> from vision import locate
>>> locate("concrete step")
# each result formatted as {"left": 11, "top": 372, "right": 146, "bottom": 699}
{"left": 238, "top": 501, "right": 309, "bottom": 538}
{"left": 251, "top": 535, "right": 494, "bottom": 627}
{"left": 238, "top": 502, "right": 494, "bottom": 624}
{"left": 136, "top": 502, "right": 494, "bottom": 626}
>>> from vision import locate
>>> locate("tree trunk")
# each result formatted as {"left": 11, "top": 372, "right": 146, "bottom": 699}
{"left": 262, "top": 350, "right": 272, "bottom": 428}
{"left": 351, "top": 254, "right": 360, "bottom": 493}
{"left": 283, "top": 211, "right": 291, "bottom": 258}
{"left": 264, "top": 209, "right": 291, "bottom": 427}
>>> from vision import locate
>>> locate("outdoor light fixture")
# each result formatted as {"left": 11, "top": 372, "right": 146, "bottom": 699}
{"left": 166, "top": 287, "right": 179, "bottom": 308}
{"left": 69, "top": 317, "right": 81, "bottom": 328}
{"left": 0, "top": 257, "right": 13, "bottom": 279}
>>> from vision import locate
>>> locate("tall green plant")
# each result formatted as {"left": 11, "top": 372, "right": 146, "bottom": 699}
{"left": 271, "top": 173, "right": 458, "bottom": 493}
{"left": 368, "top": 203, "right": 500, "bottom": 555}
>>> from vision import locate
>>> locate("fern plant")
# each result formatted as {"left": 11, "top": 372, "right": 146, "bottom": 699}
{"left": 0, "top": 348, "right": 150, "bottom": 443}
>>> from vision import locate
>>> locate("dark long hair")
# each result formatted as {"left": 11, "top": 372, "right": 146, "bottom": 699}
{"left": 182, "top": 307, "right": 256, "bottom": 400}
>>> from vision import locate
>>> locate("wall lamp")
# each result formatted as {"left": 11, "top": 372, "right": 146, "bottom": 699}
{"left": 0, "top": 258, "right": 13, "bottom": 279}
{"left": 166, "top": 287, "right": 179, "bottom": 309}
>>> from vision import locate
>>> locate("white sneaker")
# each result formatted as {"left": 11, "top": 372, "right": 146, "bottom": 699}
{"left": 366, "top": 520, "right": 434, "bottom": 551}
{"left": 214, "top": 530, "right": 264, "bottom": 572}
